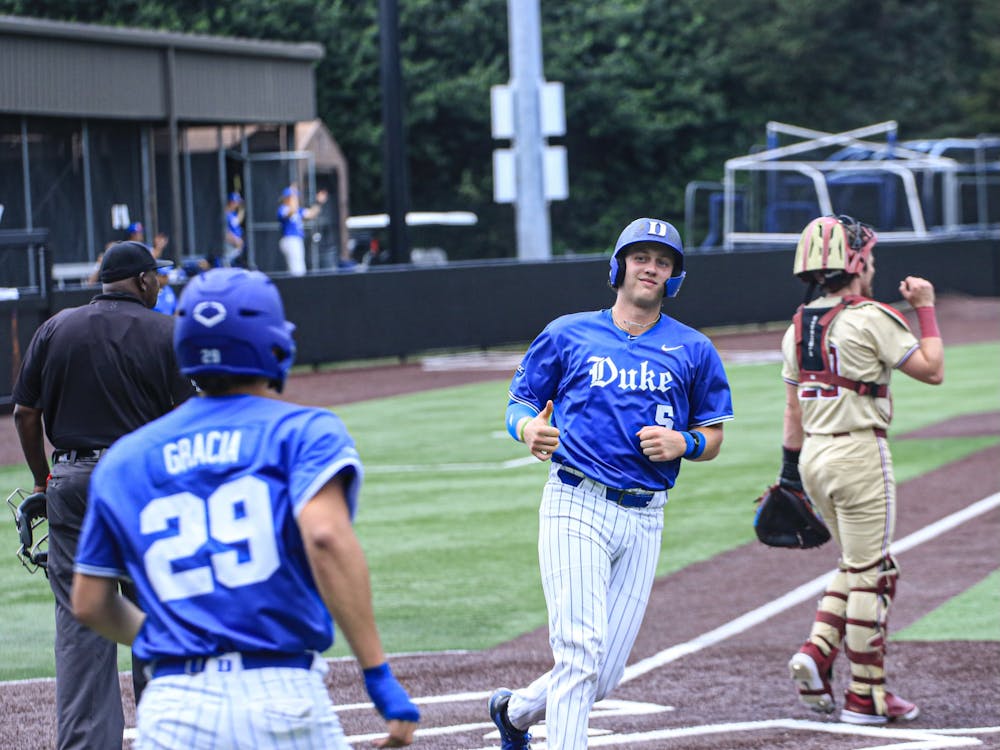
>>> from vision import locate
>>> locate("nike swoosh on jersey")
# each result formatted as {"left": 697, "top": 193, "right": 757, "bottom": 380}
{"left": 661, "top": 344, "right": 685, "bottom": 352}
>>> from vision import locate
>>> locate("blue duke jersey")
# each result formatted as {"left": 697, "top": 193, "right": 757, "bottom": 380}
{"left": 226, "top": 208, "right": 243, "bottom": 243}
{"left": 508, "top": 309, "right": 734, "bottom": 491}
{"left": 278, "top": 206, "right": 305, "bottom": 238}
{"left": 74, "top": 394, "right": 362, "bottom": 662}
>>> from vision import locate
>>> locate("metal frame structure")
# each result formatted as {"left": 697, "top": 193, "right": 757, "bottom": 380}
{"left": 721, "top": 121, "right": 965, "bottom": 249}
{"left": 683, "top": 121, "right": 1000, "bottom": 251}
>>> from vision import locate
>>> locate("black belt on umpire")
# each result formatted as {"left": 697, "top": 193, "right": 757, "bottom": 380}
{"left": 554, "top": 463, "right": 657, "bottom": 508}
{"left": 151, "top": 651, "right": 314, "bottom": 678}
{"left": 52, "top": 448, "right": 108, "bottom": 463}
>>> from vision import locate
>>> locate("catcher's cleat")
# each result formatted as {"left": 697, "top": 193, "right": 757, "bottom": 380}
{"left": 489, "top": 688, "right": 532, "bottom": 750}
{"left": 788, "top": 641, "right": 837, "bottom": 714}
{"left": 841, "top": 690, "right": 919, "bottom": 725}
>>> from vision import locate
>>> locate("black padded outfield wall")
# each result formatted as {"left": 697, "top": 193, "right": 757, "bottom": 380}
{"left": 2, "top": 238, "right": 997, "bottom": 400}
{"left": 279, "top": 237, "right": 999, "bottom": 366}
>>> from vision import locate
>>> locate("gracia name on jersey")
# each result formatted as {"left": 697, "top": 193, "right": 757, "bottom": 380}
{"left": 588, "top": 357, "right": 674, "bottom": 393}
{"left": 163, "top": 430, "right": 242, "bottom": 475}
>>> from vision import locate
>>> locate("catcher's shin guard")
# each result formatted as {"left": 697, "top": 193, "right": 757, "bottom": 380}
{"left": 844, "top": 555, "right": 900, "bottom": 716}
{"left": 789, "top": 569, "right": 848, "bottom": 713}
{"left": 810, "top": 569, "right": 848, "bottom": 651}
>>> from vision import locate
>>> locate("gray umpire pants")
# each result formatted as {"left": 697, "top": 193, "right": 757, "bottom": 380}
{"left": 47, "top": 457, "right": 147, "bottom": 750}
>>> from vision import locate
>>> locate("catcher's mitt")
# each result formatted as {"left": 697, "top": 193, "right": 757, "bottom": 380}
{"left": 753, "top": 483, "right": 831, "bottom": 549}
{"left": 5, "top": 488, "right": 49, "bottom": 576}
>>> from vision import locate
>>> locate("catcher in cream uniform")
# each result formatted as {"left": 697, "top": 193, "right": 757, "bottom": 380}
{"left": 780, "top": 215, "right": 944, "bottom": 725}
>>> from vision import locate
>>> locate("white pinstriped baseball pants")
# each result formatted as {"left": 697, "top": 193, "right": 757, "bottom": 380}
{"left": 135, "top": 654, "right": 348, "bottom": 749}
{"left": 507, "top": 465, "right": 665, "bottom": 749}
{"left": 278, "top": 235, "right": 307, "bottom": 276}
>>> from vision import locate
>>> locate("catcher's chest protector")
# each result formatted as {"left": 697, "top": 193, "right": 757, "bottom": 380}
{"left": 793, "top": 295, "right": 888, "bottom": 398}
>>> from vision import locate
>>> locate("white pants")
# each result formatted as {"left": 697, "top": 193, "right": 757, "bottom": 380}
{"left": 507, "top": 465, "right": 665, "bottom": 749}
{"left": 222, "top": 242, "right": 243, "bottom": 267}
{"left": 278, "top": 236, "right": 307, "bottom": 276}
{"left": 136, "top": 653, "right": 348, "bottom": 750}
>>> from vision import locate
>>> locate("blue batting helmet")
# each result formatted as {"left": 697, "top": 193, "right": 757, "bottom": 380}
{"left": 608, "top": 218, "right": 686, "bottom": 297}
{"left": 174, "top": 268, "right": 296, "bottom": 390}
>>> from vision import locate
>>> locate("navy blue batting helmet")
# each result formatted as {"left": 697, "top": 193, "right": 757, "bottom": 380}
{"left": 609, "top": 218, "right": 686, "bottom": 297}
{"left": 174, "top": 268, "right": 296, "bottom": 390}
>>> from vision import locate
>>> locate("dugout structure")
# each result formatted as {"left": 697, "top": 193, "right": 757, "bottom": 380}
{"left": 0, "top": 15, "right": 349, "bottom": 279}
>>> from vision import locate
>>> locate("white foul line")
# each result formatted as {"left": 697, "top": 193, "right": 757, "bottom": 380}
{"left": 621, "top": 492, "right": 1000, "bottom": 684}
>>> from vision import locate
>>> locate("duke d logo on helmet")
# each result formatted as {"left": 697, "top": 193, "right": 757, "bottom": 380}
{"left": 646, "top": 220, "right": 671, "bottom": 237}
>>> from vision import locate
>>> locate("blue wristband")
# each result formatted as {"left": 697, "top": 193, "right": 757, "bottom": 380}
{"left": 362, "top": 663, "right": 420, "bottom": 722}
{"left": 681, "top": 430, "right": 705, "bottom": 459}
{"left": 506, "top": 402, "right": 537, "bottom": 441}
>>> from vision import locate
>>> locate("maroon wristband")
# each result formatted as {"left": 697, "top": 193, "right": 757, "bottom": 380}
{"left": 915, "top": 306, "right": 940, "bottom": 338}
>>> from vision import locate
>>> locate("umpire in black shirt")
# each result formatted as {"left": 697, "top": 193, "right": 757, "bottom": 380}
{"left": 12, "top": 241, "right": 195, "bottom": 750}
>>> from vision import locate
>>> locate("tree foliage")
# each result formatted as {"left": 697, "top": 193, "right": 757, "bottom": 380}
{"left": 2, "top": 0, "right": 996, "bottom": 258}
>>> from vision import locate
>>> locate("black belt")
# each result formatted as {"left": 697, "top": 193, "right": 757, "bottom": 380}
{"left": 52, "top": 448, "right": 107, "bottom": 463}
{"left": 556, "top": 468, "right": 655, "bottom": 508}
{"left": 152, "top": 651, "right": 313, "bottom": 678}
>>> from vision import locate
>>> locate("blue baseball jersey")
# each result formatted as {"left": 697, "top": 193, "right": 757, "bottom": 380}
{"left": 508, "top": 309, "right": 734, "bottom": 491}
{"left": 153, "top": 283, "right": 176, "bottom": 315}
{"left": 74, "top": 393, "right": 362, "bottom": 662}
{"left": 226, "top": 209, "right": 244, "bottom": 241}
{"left": 278, "top": 205, "right": 305, "bottom": 239}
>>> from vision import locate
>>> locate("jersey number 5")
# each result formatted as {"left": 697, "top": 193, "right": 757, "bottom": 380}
{"left": 141, "top": 475, "right": 280, "bottom": 602}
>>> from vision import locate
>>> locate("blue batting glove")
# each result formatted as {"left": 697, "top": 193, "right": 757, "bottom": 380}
{"left": 363, "top": 662, "right": 420, "bottom": 722}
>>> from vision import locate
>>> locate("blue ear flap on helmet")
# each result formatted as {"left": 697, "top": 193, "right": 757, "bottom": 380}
{"left": 664, "top": 273, "right": 685, "bottom": 298}
{"left": 609, "top": 218, "right": 686, "bottom": 297}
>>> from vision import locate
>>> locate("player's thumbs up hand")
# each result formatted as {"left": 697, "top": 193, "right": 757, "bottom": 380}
{"left": 539, "top": 399, "right": 554, "bottom": 422}
{"left": 525, "top": 400, "right": 560, "bottom": 461}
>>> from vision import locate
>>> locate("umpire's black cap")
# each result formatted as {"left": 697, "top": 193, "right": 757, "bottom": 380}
{"left": 99, "top": 241, "right": 172, "bottom": 282}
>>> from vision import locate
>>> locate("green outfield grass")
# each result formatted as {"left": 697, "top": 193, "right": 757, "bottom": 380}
{"left": 1, "top": 341, "right": 997, "bottom": 680}
{"left": 894, "top": 567, "right": 1000, "bottom": 641}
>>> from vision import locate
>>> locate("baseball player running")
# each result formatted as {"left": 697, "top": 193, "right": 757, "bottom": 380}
{"left": 489, "top": 218, "right": 734, "bottom": 749}
{"left": 781, "top": 215, "right": 944, "bottom": 724}
{"left": 70, "top": 268, "right": 419, "bottom": 749}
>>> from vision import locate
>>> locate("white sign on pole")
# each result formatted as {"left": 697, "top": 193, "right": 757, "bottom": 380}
{"left": 544, "top": 145, "right": 568, "bottom": 200}
{"left": 493, "top": 149, "right": 516, "bottom": 203}
{"left": 490, "top": 85, "right": 514, "bottom": 140}
{"left": 494, "top": 147, "right": 568, "bottom": 203}
{"left": 540, "top": 82, "right": 565, "bottom": 137}
{"left": 491, "top": 78, "right": 568, "bottom": 205}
